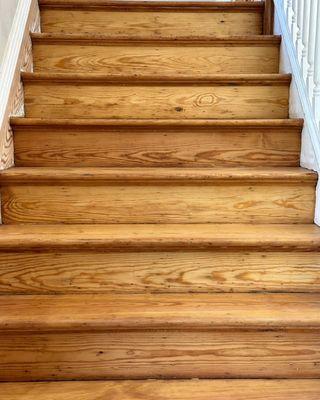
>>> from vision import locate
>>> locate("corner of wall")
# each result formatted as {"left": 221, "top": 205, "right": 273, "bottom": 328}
{"left": 0, "top": 0, "right": 40, "bottom": 170}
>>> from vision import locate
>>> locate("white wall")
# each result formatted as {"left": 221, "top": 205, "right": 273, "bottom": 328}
{"left": 0, "top": 0, "right": 20, "bottom": 65}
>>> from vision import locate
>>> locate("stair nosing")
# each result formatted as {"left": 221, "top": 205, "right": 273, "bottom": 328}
{"left": 31, "top": 33, "right": 281, "bottom": 46}
{"left": 0, "top": 223, "right": 318, "bottom": 251}
{"left": 21, "top": 72, "right": 292, "bottom": 85}
{"left": 0, "top": 167, "right": 316, "bottom": 184}
{"left": 10, "top": 118, "right": 304, "bottom": 129}
{"left": 1, "top": 293, "right": 320, "bottom": 332}
{"left": 39, "top": 0, "right": 265, "bottom": 12}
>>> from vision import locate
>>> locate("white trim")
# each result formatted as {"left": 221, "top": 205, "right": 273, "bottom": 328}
{"left": 0, "top": 0, "right": 33, "bottom": 128}
{"left": 274, "top": 0, "right": 320, "bottom": 224}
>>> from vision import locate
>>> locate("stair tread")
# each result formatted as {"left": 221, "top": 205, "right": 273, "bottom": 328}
{"left": 31, "top": 32, "right": 281, "bottom": 44}
{"left": 0, "top": 167, "right": 316, "bottom": 182}
{"left": 1, "top": 379, "right": 320, "bottom": 399}
{"left": 11, "top": 118, "right": 304, "bottom": 128}
{"left": 0, "top": 223, "right": 318, "bottom": 250}
{"left": 1, "top": 293, "right": 320, "bottom": 331}
{"left": 22, "top": 72, "right": 291, "bottom": 84}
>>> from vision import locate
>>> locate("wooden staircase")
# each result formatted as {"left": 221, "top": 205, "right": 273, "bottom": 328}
{"left": 0, "top": 1, "right": 319, "bottom": 398}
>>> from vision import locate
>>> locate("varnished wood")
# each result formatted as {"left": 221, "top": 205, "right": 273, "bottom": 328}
{"left": 0, "top": 223, "right": 318, "bottom": 251}
{"left": 22, "top": 73, "right": 290, "bottom": 119}
{"left": 1, "top": 0, "right": 319, "bottom": 388}
{"left": 1, "top": 380, "right": 320, "bottom": 400}
{"left": 1, "top": 330, "right": 320, "bottom": 380}
{"left": 12, "top": 119, "right": 301, "bottom": 168}
{"left": 0, "top": 252, "right": 319, "bottom": 294}
{"left": 39, "top": 1, "right": 265, "bottom": 10}
{"left": 40, "top": 2, "right": 264, "bottom": 37}
{"left": 2, "top": 293, "right": 320, "bottom": 331}
{"left": 264, "top": 0, "right": 275, "bottom": 35}
{"left": 0, "top": 168, "right": 315, "bottom": 224}
{"left": 32, "top": 34, "right": 280, "bottom": 75}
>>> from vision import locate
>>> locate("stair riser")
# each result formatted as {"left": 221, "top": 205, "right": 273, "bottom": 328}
{"left": 1, "top": 329, "right": 319, "bottom": 381}
{"left": 1, "top": 181, "right": 315, "bottom": 224}
{"left": 0, "top": 250, "right": 319, "bottom": 294}
{"left": 32, "top": 43, "right": 279, "bottom": 75}
{"left": 13, "top": 126, "right": 301, "bottom": 168}
{"left": 40, "top": 8, "right": 263, "bottom": 36}
{"left": 23, "top": 82, "right": 289, "bottom": 119}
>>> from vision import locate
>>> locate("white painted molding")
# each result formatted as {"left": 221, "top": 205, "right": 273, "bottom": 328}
{"left": 274, "top": 0, "right": 320, "bottom": 225}
{"left": 0, "top": 0, "right": 33, "bottom": 132}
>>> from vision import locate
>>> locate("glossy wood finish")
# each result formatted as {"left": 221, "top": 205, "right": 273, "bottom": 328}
{"left": 0, "top": 168, "right": 315, "bottom": 224}
{"left": 2, "top": 293, "right": 320, "bottom": 331}
{"left": 1, "top": 250, "right": 320, "bottom": 294}
{"left": 12, "top": 119, "right": 301, "bottom": 168}
{"left": 1, "top": 0, "right": 320, "bottom": 391}
{"left": 1, "top": 330, "right": 320, "bottom": 381}
{"left": 2, "top": 380, "right": 320, "bottom": 400}
{"left": 32, "top": 34, "right": 280, "bottom": 75}
{"left": 22, "top": 74, "right": 290, "bottom": 120}
{"left": 39, "top": 2, "right": 264, "bottom": 37}
{"left": 0, "top": 223, "right": 318, "bottom": 251}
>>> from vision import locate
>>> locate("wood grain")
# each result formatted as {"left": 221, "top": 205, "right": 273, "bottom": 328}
{"left": 1, "top": 330, "right": 320, "bottom": 380}
{"left": 32, "top": 37, "right": 279, "bottom": 75}
{"left": 40, "top": 8, "right": 263, "bottom": 37}
{"left": 0, "top": 251, "right": 319, "bottom": 294}
{"left": 2, "top": 293, "right": 320, "bottom": 331}
{"left": 0, "top": 168, "right": 315, "bottom": 224}
{"left": 0, "top": 223, "right": 318, "bottom": 251}
{"left": 23, "top": 76, "right": 290, "bottom": 119}
{"left": 13, "top": 121, "right": 301, "bottom": 167}
{"left": 1, "top": 379, "right": 320, "bottom": 400}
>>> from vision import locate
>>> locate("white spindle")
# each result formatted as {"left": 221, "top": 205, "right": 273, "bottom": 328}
{"left": 306, "top": 0, "right": 318, "bottom": 100}
{"left": 291, "top": 0, "right": 297, "bottom": 42}
{"left": 313, "top": 1, "right": 320, "bottom": 129}
{"left": 295, "top": 0, "right": 303, "bottom": 59}
{"left": 301, "top": 0, "right": 311, "bottom": 79}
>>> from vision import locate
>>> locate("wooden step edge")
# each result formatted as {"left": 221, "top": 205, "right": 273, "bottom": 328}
{"left": 21, "top": 72, "right": 292, "bottom": 85}
{"left": 38, "top": 1, "right": 265, "bottom": 12}
{"left": 1, "top": 293, "right": 320, "bottom": 332}
{"left": 0, "top": 167, "right": 316, "bottom": 184}
{"left": 31, "top": 33, "right": 281, "bottom": 45}
{"left": 10, "top": 118, "right": 304, "bottom": 130}
{"left": 2, "top": 379, "right": 320, "bottom": 400}
{"left": 0, "top": 223, "right": 318, "bottom": 251}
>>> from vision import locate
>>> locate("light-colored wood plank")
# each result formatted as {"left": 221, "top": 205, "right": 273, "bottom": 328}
{"left": 0, "top": 168, "right": 315, "bottom": 224}
{"left": 2, "top": 293, "right": 320, "bottom": 331}
{"left": 39, "top": 2, "right": 264, "bottom": 37}
{"left": 0, "top": 223, "right": 318, "bottom": 251}
{"left": 32, "top": 35, "right": 280, "bottom": 75}
{"left": 1, "top": 380, "right": 320, "bottom": 400}
{"left": 22, "top": 74, "right": 290, "bottom": 119}
{"left": 13, "top": 119, "right": 301, "bottom": 167}
{"left": 1, "top": 330, "right": 320, "bottom": 380}
{"left": 1, "top": 250, "right": 319, "bottom": 294}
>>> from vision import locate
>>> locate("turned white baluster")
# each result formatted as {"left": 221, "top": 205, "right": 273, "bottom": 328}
{"left": 301, "top": 0, "right": 311, "bottom": 80}
{"left": 291, "top": 0, "right": 297, "bottom": 43}
{"left": 313, "top": 1, "right": 320, "bottom": 129}
{"left": 285, "top": 0, "right": 291, "bottom": 27}
{"left": 295, "top": 0, "right": 303, "bottom": 60}
{"left": 306, "top": 0, "right": 318, "bottom": 100}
